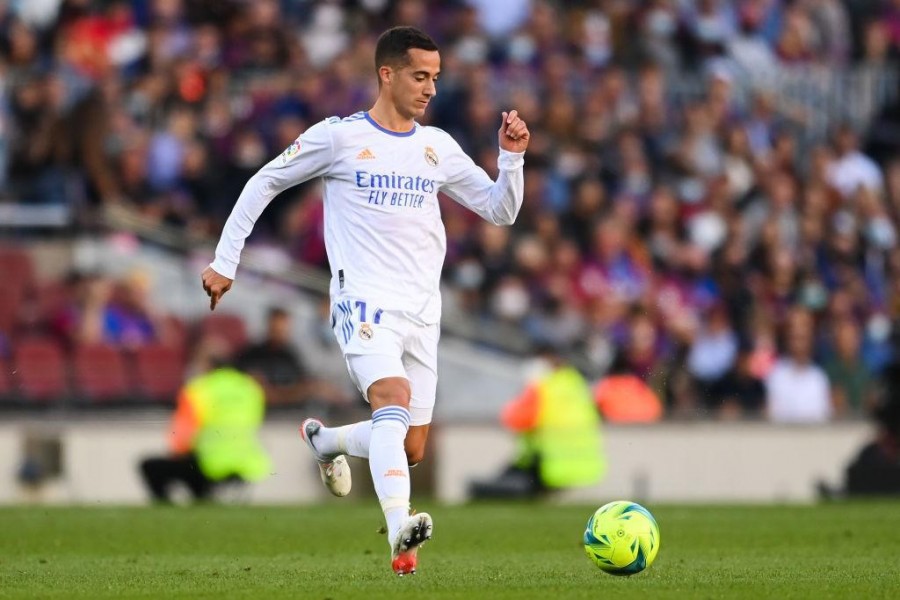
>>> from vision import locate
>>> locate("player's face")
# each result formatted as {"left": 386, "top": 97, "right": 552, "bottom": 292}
{"left": 390, "top": 49, "right": 440, "bottom": 119}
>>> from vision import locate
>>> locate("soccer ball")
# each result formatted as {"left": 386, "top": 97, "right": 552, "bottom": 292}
{"left": 583, "top": 500, "right": 660, "bottom": 575}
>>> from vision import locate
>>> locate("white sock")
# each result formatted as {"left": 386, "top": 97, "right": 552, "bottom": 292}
{"left": 311, "top": 421, "right": 372, "bottom": 459}
{"left": 369, "top": 406, "right": 411, "bottom": 544}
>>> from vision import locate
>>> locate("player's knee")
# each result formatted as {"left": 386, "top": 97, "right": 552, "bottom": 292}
{"left": 368, "top": 377, "right": 411, "bottom": 409}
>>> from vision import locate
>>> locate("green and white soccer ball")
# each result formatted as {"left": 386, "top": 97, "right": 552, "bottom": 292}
{"left": 583, "top": 500, "right": 660, "bottom": 575}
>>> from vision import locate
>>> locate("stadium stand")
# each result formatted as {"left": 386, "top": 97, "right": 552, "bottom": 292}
{"left": 0, "top": 356, "right": 11, "bottom": 401}
{"left": 72, "top": 343, "right": 131, "bottom": 404}
{"left": 132, "top": 343, "right": 185, "bottom": 404}
{"left": 0, "top": 288, "right": 20, "bottom": 338}
{"left": 1, "top": 1, "right": 899, "bottom": 422}
{"left": 197, "top": 313, "right": 248, "bottom": 355}
{"left": 0, "top": 247, "right": 35, "bottom": 299}
{"left": 12, "top": 338, "right": 68, "bottom": 404}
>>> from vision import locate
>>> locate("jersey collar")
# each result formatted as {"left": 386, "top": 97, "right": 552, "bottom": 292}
{"left": 364, "top": 112, "right": 417, "bottom": 137}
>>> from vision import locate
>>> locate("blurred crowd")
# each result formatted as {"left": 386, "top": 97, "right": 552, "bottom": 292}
{"left": 0, "top": 247, "right": 356, "bottom": 413}
{"left": 5, "top": 0, "right": 900, "bottom": 421}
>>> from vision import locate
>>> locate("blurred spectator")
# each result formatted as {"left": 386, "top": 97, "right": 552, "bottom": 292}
{"left": 7, "top": 72, "right": 69, "bottom": 204}
{"left": 139, "top": 347, "right": 271, "bottom": 503}
{"left": 101, "top": 270, "right": 163, "bottom": 348}
{"left": 824, "top": 318, "right": 876, "bottom": 416}
{"left": 236, "top": 306, "right": 306, "bottom": 405}
{"left": 765, "top": 308, "right": 833, "bottom": 423}
{"left": 827, "top": 123, "right": 884, "bottom": 200}
{"left": 686, "top": 303, "right": 739, "bottom": 409}
{"left": 470, "top": 347, "right": 605, "bottom": 499}
{"left": 593, "top": 353, "right": 663, "bottom": 423}
{"left": 236, "top": 306, "right": 352, "bottom": 411}
{"left": 50, "top": 270, "right": 161, "bottom": 349}
{"left": 720, "top": 346, "right": 766, "bottom": 419}
{"left": 467, "top": 0, "right": 531, "bottom": 40}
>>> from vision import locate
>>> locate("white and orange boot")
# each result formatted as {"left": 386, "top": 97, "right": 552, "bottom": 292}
{"left": 390, "top": 513, "right": 433, "bottom": 576}
{"left": 299, "top": 418, "right": 352, "bottom": 497}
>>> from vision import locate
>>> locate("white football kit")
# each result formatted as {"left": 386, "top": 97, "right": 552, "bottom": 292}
{"left": 212, "top": 111, "right": 524, "bottom": 424}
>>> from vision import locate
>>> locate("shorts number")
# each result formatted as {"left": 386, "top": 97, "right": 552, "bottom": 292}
{"left": 334, "top": 300, "right": 383, "bottom": 343}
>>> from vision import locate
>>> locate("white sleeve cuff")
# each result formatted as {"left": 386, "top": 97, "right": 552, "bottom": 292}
{"left": 497, "top": 148, "right": 525, "bottom": 171}
{"left": 209, "top": 258, "right": 237, "bottom": 280}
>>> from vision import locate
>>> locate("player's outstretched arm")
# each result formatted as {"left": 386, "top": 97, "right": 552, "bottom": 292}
{"left": 440, "top": 110, "right": 529, "bottom": 226}
{"left": 498, "top": 110, "right": 530, "bottom": 153}
{"left": 201, "top": 266, "right": 233, "bottom": 311}
{"left": 204, "top": 118, "right": 336, "bottom": 308}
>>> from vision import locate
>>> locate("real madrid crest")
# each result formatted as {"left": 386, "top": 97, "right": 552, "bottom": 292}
{"left": 359, "top": 323, "right": 374, "bottom": 340}
{"left": 424, "top": 146, "right": 438, "bottom": 167}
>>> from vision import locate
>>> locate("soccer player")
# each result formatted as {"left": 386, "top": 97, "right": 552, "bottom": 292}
{"left": 201, "top": 26, "right": 529, "bottom": 575}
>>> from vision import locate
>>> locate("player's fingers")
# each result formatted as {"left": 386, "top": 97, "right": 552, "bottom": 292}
{"left": 506, "top": 109, "right": 518, "bottom": 124}
{"left": 507, "top": 123, "right": 526, "bottom": 140}
{"left": 507, "top": 121, "right": 524, "bottom": 136}
{"left": 210, "top": 290, "right": 220, "bottom": 311}
{"left": 500, "top": 112, "right": 509, "bottom": 132}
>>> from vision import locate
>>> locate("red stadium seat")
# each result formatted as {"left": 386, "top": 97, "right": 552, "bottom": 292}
{"left": 160, "top": 315, "right": 189, "bottom": 351}
{"left": 0, "top": 247, "right": 36, "bottom": 299}
{"left": 73, "top": 343, "right": 131, "bottom": 403}
{"left": 132, "top": 343, "right": 185, "bottom": 404}
{"left": 13, "top": 337, "right": 68, "bottom": 403}
{"left": 198, "top": 313, "right": 247, "bottom": 354}
{"left": 0, "top": 356, "right": 11, "bottom": 400}
{"left": 0, "top": 288, "right": 21, "bottom": 336}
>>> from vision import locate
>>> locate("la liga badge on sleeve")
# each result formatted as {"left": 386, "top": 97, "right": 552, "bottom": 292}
{"left": 280, "top": 139, "right": 302, "bottom": 164}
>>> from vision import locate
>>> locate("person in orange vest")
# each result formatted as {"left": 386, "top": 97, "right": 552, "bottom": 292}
{"left": 593, "top": 354, "right": 664, "bottom": 423}
{"left": 470, "top": 348, "right": 605, "bottom": 499}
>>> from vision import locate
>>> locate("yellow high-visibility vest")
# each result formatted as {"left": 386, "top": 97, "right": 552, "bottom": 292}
{"left": 532, "top": 366, "right": 605, "bottom": 488}
{"left": 186, "top": 368, "right": 272, "bottom": 482}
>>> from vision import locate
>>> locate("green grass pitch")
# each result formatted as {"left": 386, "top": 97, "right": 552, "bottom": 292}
{"left": 1, "top": 502, "right": 899, "bottom": 599}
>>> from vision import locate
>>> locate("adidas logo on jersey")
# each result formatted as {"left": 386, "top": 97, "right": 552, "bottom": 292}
{"left": 356, "top": 148, "right": 376, "bottom": 160}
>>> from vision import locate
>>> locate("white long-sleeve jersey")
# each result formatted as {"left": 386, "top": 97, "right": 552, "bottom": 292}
{"left": 211, "top": 111, "right": 525, "bottom": 324}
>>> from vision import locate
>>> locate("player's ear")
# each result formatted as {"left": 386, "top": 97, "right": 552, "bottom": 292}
{"left": 379, "top": 65, "right": 392, "bottom": 87}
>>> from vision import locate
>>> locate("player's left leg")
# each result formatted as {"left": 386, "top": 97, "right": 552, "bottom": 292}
{"left": 404, "top": 424, "right": 430, "bottom": 466}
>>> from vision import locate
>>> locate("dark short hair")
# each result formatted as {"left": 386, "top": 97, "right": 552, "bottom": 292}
{"left": 374, "top": 26, "right": 438, "bottom": 73}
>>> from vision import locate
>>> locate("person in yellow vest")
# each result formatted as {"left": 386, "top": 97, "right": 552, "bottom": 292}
{"left": 139, "top": 354, "right": 272, "bottom": 503}
{"left": 469, "top": 349, "right": 606, "bottom": 499}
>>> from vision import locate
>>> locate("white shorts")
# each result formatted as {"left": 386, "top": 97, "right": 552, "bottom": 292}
{"left": 331, "top": 300, "right": 439, "bottom": 426}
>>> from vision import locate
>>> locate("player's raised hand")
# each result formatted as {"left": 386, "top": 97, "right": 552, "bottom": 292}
{"left": 201, "top": 266, "right": 233, "bottom": 311}
{"left": 498, "top": 110, "right": 530, "bottom": 153}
